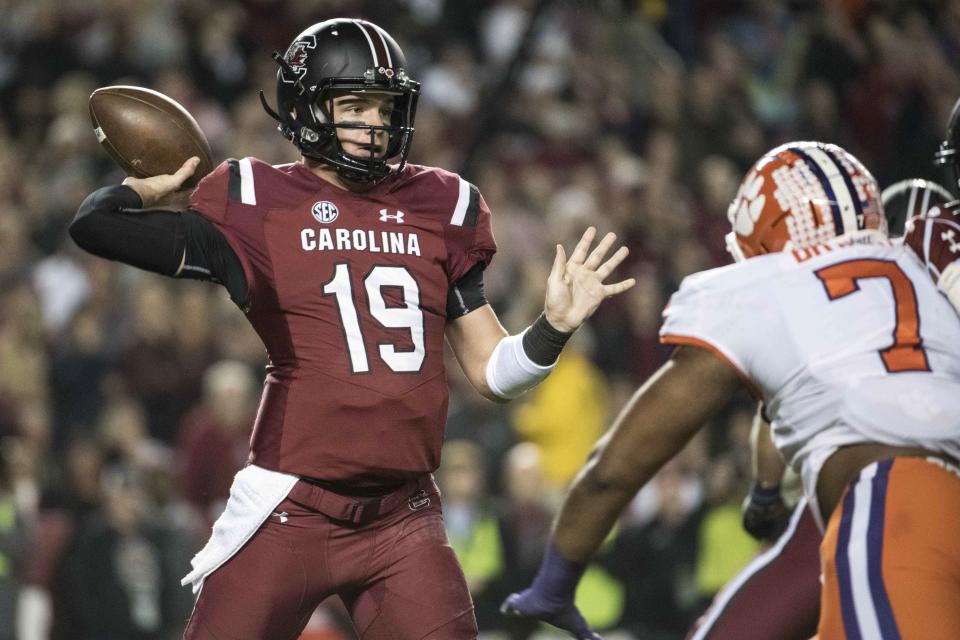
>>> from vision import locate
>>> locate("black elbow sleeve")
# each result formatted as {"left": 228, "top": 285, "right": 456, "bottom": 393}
{"left": 70, "top": 186, "right": 186, "bottom": 276}
{"left": 446, "top": 262, "right": 489, "bottom": 319}
{"left": 71, "top": 186, "right": 138, "bottom": 248}
{"left": 68, "top": 204, "right": 110, "bottom": 254}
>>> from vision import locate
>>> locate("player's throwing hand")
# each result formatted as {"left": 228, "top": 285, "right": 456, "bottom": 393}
{"left": 544, "top": 227, "right": 635, "bottom": 333}
{"left": 122, "top": 156, "right": 201, "bottom": 208}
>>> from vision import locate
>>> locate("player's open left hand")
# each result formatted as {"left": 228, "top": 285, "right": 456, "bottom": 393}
{"left": 122, "top": 156, "right": 200, "bottom": 208}
{"left": 543, "top": 227, "right": 635, "bottom": 333}
{"left": 501, "top": 588, "right": 602, "bottom": 640}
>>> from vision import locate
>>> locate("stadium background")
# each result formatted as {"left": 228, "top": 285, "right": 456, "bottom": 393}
{"left": 0, "top": 0, "right": 955, "bottom": 638}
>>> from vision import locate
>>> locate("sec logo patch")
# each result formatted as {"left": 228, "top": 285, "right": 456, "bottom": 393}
{"left": 312, "top": 201, "right": 339, "bottom": 224}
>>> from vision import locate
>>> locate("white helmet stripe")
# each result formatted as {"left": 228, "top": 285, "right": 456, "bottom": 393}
{"left": 353, "top": 20, "right": 380, "bottom": 66}
{"left": 804, "top": 146, "right": 860, "bottom": 234}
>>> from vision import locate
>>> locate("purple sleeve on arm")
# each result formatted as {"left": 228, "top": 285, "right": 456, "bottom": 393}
{"left": 531, "top": 540, "right": 588, "bottom": 602}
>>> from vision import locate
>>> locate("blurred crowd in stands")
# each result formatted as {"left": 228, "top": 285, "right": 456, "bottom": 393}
{"left": 0, "top": 0, "right": 956, "bottom": 638}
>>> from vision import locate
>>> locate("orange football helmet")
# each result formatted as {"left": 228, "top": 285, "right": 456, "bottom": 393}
{"left": 725, "top": 141, "right": 886, "bottom": 261}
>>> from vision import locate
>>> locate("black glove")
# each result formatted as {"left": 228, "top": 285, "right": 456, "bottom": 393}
{"left": 741, "top": 483, "right": 790, "bottom": 542}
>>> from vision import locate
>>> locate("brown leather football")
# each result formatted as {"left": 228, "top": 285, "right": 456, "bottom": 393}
{"left": 89, "top": 85, "right": 214, "bottom": 188}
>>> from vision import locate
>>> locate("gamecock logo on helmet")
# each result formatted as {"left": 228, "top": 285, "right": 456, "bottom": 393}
{"left": 285, "top": 44, "right": 308, "bottom": 69}
{"left": 280, "top": 35, "right": 317, "bottom": 84}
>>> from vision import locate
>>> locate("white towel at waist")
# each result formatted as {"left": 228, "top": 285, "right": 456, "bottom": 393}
{"left": 181, "top": 464, "right": 299, "bottom": 594}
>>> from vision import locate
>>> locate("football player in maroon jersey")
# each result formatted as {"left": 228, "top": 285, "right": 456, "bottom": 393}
{"left": 914, "top": 95, "right": 960, "bottom": 312}
{"left": 70, "top": 18, "right": 635, "bottom": 640}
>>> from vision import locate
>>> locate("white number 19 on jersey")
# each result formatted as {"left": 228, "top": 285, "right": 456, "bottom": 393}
{"left": 322, "top": 264, "right": 426, "bottom": 373}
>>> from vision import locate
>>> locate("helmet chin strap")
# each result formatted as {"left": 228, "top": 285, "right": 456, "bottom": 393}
{"left": 311, "top": 105, "right": 406, "bottom": 183}
{"left": 260, "top": 87, "right": 388, "bottom": 183}
{"left": 308, "top": 128, "right": 392, "bottom": 184}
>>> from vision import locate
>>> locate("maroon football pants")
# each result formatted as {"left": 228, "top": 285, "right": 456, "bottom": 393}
{"left": 183, "top": 476, "right": 477, "bottom": 639}
{"left": 686, "top": 500, "right": 821, "bottom": 640}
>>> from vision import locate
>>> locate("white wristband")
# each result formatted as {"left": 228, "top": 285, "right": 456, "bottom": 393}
{"left": 484, "top": 330, "right": 557, "bottom": 399}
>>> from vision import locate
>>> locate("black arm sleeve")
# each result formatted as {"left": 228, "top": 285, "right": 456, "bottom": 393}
{"left": 70, "top": 185, "right": 250, "bottom": 310}
{"left": 71, "top": 185, "right": 183, "bottom": 274}
{"left": 446, "top": 261, "right": 489, "bottom": 319}
{"left": 179, "top": 211, "right": 250, "bottom": 311}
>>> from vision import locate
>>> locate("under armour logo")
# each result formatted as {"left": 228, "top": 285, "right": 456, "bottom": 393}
{"left": 272, "top": 511, "right": 288, "bottom": 523}
{"left": 379, "top": 209, "right": 405, "bottom": 223}
{"left": 942, "top": 229, "right": 960, "bottom": 254}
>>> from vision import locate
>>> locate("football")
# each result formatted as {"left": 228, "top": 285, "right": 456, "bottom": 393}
{"left": 88, "top": 85, "right": 214, "bottom": 188}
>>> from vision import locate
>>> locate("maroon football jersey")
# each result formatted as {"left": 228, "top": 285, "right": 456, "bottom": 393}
{"left": 189, "top": 158, "right": 496, "bottom": 484}
{"left": 903, "top": 201, "right": 960, "bottom": 281}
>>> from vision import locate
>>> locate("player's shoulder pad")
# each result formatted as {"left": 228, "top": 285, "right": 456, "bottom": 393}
{"left": 661, "top": 255, "right": 784, "bottom": 389}
{"left": 221, "top": 157, "right": 261, "bottom": 207}
{"left": 672, "top": 254, "right": 782, "bottom": 302}
{"left": 189, "top": 158, "right": 232, "bottom": 221}
{"left": 663, "top": 255, "right": 789, "bottom": 338}
{"left": 190, "top": 156, "right": 260, "bottom": 206}
{"left": 393, "top": 164, "right": 486, "bottom": 228}
{"left": 190, "top": 157, "right": 313, "bottom": 220}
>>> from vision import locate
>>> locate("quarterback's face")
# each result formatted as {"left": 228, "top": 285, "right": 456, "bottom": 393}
{"left": 330, "top": 92, "right": 396, "bottom": 159}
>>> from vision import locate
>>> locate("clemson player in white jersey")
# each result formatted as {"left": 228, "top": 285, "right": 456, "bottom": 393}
{"left": 684, "top": 175, "right": 958, "bottom": 640}
{"left": 503, "top": 141, "right": 960, "bottom": 640}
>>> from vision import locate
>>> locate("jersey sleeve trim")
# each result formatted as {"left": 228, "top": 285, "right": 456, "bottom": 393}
{"left": 446, "top": 262, "right": 487, "bottom": 319}
{"left": 660, "top": 333, "right": 762, "bottom": 400}
{"left": 450, "top": 178, "right": 480, "bottom": 227}
{"left": 227, "top": 158, "right": 257, "bottom": 205}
